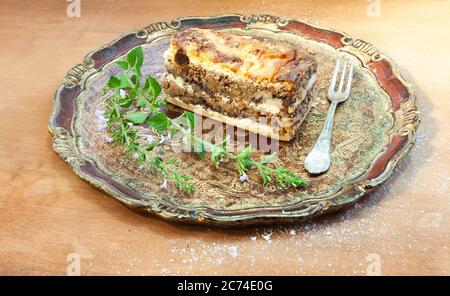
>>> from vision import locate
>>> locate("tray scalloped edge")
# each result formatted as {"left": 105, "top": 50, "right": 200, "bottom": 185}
{"left": 48, "top": 14, "right": 420, "bottom": 226}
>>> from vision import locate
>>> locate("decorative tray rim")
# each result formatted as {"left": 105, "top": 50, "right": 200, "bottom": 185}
{"left": 48, "top": 14, "right": 420, "bottom": 226}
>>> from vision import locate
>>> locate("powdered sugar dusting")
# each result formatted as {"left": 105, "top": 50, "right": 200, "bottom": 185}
{"left": 80, "top": 3, "right": 448, "bottom": 276}
{"left": 92, "top": 123, "right": 448, "bottom": 275}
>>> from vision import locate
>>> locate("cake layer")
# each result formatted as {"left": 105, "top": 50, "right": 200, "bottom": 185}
{"left": 165, "top": 91, "right": 314, "bottom": 141}
{"left": 164, "top": 28, "right": 318, "bottom": 104}
{"left": 162, "top": 73, "right": 315, "bottom": 120}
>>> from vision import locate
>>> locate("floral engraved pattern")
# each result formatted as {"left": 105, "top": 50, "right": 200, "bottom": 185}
{"left": 52, "top": 127, "right": 86, "bottom": 168}
{"left": 241, "top": 14, "right": 289, "bottom": 27}
{"left": 136, "top": 21, "right": 181, "bottom": 39}
{"left": 64, "top": 57, "right": 95, "bottom": 89}
{"left": 341, "top": 37, "right": 382, "bottom": 62}
{"left": 396, "top": 100, "right": 420, "bottom": 136}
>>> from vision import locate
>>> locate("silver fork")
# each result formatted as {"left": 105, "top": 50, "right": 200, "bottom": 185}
{"left": 304, "top": 55, "right": 355, "bottom": 175}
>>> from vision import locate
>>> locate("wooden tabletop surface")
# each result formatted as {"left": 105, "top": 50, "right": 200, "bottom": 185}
{"left": 0, "top": 0, "right": 448, "bottom": 275}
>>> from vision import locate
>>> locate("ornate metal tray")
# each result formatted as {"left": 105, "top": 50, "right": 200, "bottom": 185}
{"left": 49, "top": 14, "right": 419, "bottom": 226}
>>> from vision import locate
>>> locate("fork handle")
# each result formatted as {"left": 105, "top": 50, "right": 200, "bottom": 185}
{"left": 304, "top": 101, "right": 338, "bottom": 174}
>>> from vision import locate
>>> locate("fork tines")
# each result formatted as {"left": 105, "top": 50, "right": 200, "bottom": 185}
{"left": 328, "top": 55, "right": 355, "bottom": 100}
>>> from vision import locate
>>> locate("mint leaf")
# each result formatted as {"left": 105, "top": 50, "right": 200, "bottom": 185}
{"left": 127, "top": 50, "right": 137, "bottom": 68}
{"left": 258, "top": 165, "right": 271, "bottom": 184}
{"left": 127, "top": 47, "right": 144, "bottom": 75}
{"left": 144, "top": 76, "right": 162, "bottom": 99}
{"left": 117, "top": 75, "right": 132, "bottom": 89}
{"left": 136, "top": 98, "right": 149, "bottom": 107}
{"left": 119, "top": 98, "right": 133, "bottom": 108}
{"left": 196, "top": 141, "right": 206, "bottom": 159}
{"left": 124, "top": 112, "right": 148, "bottom": 124}
{"left": 107, "top": 76, "right": 121, "bottom": 88}
{"left": 261, "top": 153, "right": 276, "bottom": 165}
{"left": 134, "top": 47, "right": 144, "bottom": 71}
{"left": 129, "top": 89, "right": 138, "bottom": 99}
{"left": 185, "top": 112, "right": 196, "bottom": 130}
{"left": 116, "top": 61, "right": 129, "bottom": 70}
{"left": 148, "top": 112, "right": 170, "bottom": 133}
{"left": 238, "top": 146, "right": 253, "bottom": 160}
{"left": 130, "top": 75, "right": 140, "bottom": 88}
{"left": 211, "top": 146, "right": 223, "bottom": 163}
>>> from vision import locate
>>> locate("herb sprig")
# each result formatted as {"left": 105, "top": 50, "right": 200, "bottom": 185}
{"left": 101, "top": 46, "right": 307, "bottom": 193}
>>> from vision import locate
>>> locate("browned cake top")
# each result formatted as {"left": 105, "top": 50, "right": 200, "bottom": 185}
{"left": 170, "top": 28, "right": 316, "bottom": 86}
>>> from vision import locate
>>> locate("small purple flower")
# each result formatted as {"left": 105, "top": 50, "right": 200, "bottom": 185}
{"left": 95, "top": 109, "right": 108, "bottom": 132}
{"left": 97, "top": 123, "right": 107, "bottom": 132}
{"left": 159, "top": 105, "right": 167, "bottom": 113}
{"left": 97, "top": 116, "right": 107, "bottom": 125}
{"left": 104, "top": 136, "right": 113, "bottom": 144}
{"left": 160, "top": 179, "right": 168, "bottom": 190}
{"left": 145, "top": 134, "right": 155, "bottom": 144}
{"left": 119, "top": 89, "right": 127, "bottom": 98}
{"left": 240, "top": 173, "right": 249, "bottom": 183}
{"left": 159, "top": 133, "right": 172, "bottom": 144}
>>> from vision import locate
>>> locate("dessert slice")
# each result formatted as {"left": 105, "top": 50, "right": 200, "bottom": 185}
{"left": 162, "top": 28, "right": 317, "bottom": 141}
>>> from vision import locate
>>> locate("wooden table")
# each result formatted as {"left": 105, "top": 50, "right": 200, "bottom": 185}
{"left": 0, "top": 0, "right": 448, "bottom": 275}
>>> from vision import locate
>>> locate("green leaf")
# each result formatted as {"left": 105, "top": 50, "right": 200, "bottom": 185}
{"left": 124, "top": 112, "right": 148, "bottom": 124}
{"left": 149, "top": 156, "right": 164, "bottom": 172}
{"left": 127, "top": 50, "right": 137, "bottom": 68}
{"left": 136, "top": 98, "right": 149, "bottom": 107}
{"left": 197, "top": 142, "right": 206, "bottom": 159}
{"left": 116, "top": 75, "right": 132, "bottom": 89}
{"left": 130, "top": 75, "right": 140, "bottom": 88}
{"left": 107, "top": 76, "right": 121, "bottom": 88}
{"left": 238, "top": 146, "right": 253, "bottom": 160}
{"left": 253, "top": 162, "right": 271, "bottom": 184}
{"left": 185, "top": 112, "right": 196, "bottom": 130}
{"left": 144, "top": 76, "right": 162, "bottom": 98}
{"left": 192, "top": 137, "right": 206, "bottom": 159}
{"left": 145, "top": 144, "right": 155, "bottom": 151}
{"left": 127, "top": 46, "right": 144, "bottom": 75}
{"left": 119, "top": 99, "right": 132, "bottom": 108}
{"left": 261, "top": 153, "right": 277, "bottom": 165}
{"left": 134, "top": 47, "right": 144, "bottom": 67}
{"left": 171, "top": 171, "right": 195, "bottom": 193}
{"left": 211, "top": 146, "right": 223, "bottom": 163}
{"left": 273, "top": 167, "right": 307, "bottom": 188}
{"left": 129, "top": 89, "right": 138, "bottom": 99}
{"left": 137, "top": 151, "right": 146, "bottom": 163}
{"left": 116, "top": 61, "right": 129, "bottom": 70}
{"left": 148, "top": 112, "right": 170, "bottom": 133}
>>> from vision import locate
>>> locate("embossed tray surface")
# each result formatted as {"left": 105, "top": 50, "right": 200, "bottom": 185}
{"left": 49, "top": 14, "right": 419, "bottom": 226}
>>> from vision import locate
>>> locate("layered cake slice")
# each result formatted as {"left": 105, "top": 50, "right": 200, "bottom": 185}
{"left": 162, "top": 28, "right": 317, "bottom": 141}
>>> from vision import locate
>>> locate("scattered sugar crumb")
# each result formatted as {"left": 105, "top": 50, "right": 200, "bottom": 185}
{"left": 229, "top": 246, "right": 239, "bottom": 258}
{"left": 262, "top": 233, "right": 272, "bottom": 243}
